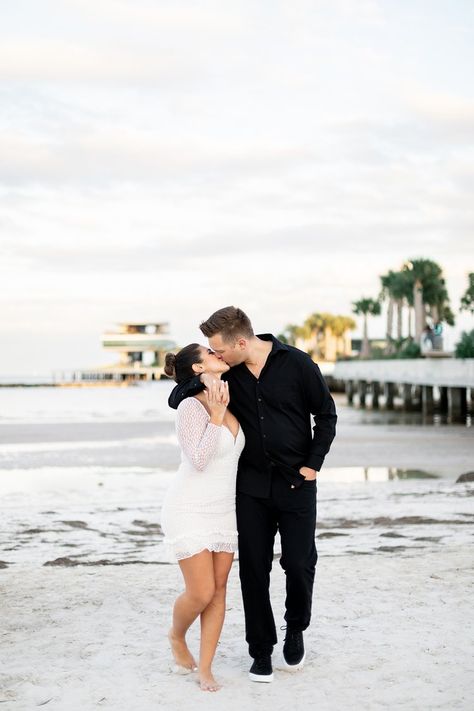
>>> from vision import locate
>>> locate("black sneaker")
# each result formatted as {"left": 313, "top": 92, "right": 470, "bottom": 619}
{"left": 282, "top": 630, "right": 306, "bottom": 670}
{"left": 248, "top": 655, "right": 274, "bottom": 683}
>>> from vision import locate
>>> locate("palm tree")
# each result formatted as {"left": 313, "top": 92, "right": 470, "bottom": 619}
{"left": 319, "top": 312, "right": 338, "bottom": 360}
{"left": 460, "top": 273, "right": 474, "bottom": 315}
{"left": 303, "top": 312, "right": 326, "bottom": 358}
{"left": 331, "top": 315, "right": 357, "bottom": 358}
{"left": 352, "top": 298, "right": 382, "bottom": 358}
{"left": 379, "top": 270, "right": 400, "bottom": 354}
{"left": 402, "top": 258, "right": 454, "bottom": 338}
{"left": 278, "top": 323, "right": 306, "bottom": 347}
{"left": 389, "top": 270, "right": 412, "bottom": 343}
{"left": 303, "top": 312, "right": 340, "bottom": 359}
{"left": 430, "top": 282, "right": 455, "bottom": 328}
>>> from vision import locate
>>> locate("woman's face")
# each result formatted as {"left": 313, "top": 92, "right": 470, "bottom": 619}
{"left": 194, "top": 345, "right": 230, "bottom": 375}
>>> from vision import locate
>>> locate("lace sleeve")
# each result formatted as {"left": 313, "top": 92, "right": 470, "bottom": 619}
{"left": 176, "top": 398, "right": 221, "bottom": 471}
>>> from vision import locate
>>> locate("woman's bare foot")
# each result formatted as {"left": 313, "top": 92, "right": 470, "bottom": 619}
{"left": 198, "top": 670, "right": 221, "bottom": 692}
{"left": 168, "top": 628, "right": 197, "bottom": 672}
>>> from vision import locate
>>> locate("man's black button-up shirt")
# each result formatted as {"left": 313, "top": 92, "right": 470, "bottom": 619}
{"left": 168, "top": 334, "right": 337, "bottom": 498}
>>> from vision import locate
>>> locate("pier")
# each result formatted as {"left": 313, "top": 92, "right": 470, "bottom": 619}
{"left": 332, "top": 358, "right": 474, "bottom": 422}
{"left": 54, "top": 321, "right": 176, "bottom": 385}
{"left": 52, "top": 365, "right": 166, "bottom": 385}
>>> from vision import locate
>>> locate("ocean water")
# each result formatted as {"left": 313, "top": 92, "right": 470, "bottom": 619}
{"left": 0, "top": 382, "right": 473, "bottom": 567}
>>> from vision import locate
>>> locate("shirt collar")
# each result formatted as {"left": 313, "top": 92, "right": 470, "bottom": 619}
{"left": 256, "top": 333, "right": 289, "bottom": 354}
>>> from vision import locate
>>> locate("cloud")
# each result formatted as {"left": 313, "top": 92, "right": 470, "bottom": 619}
{"left": 65, "top": 0, "right": 243, "bottom": 33}
{"left": 1, "top": 0, "right": 473, "bottom": 374}
{"left": 1, "top": 211, "right": 470, "bottom": 276}
{"left": 405, "top": 91, "right": 474, "bottom": 144}
{"left": 0, "top": 40, "right": 198, "bottom": 85}
{"left": 0, "top": 124, "right": 320, "bottom": 186}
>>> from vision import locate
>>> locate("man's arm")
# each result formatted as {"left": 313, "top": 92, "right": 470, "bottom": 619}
{"left": 301, "top": 357, "right": 337, "bottom": 473}
{"left": 168, "top": 376, "right": 204, "bottom": 409}
{"left": 167, "top": 373, "right": 227, "bottom": 409}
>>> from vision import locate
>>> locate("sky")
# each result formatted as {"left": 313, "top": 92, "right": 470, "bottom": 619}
{"left": 1, "top": 0, "right": 473, "bottom": 375}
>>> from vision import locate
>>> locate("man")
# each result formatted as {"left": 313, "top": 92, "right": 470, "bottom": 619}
{"left": 168, "top": 306, "right": 337, "bottom": 682}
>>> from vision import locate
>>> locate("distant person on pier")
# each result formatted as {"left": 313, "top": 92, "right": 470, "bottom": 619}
{"left": 420, "top": 325, "right": 434, "bottom": 354}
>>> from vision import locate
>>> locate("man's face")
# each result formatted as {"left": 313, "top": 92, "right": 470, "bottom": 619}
{"left": 208, "top": 333, "right": 248, "bottom": 367}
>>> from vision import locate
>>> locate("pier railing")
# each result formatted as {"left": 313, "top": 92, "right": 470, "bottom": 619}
{"left": 332, "top": 358, "right": 474, "bottom": 421}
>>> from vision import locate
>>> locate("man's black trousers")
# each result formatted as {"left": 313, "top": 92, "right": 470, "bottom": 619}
{"left": 236, "top": 473, "right": 318, "bottom": 659}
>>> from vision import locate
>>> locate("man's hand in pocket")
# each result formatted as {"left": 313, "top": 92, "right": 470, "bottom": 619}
{"left": 299, "top": 466, "right": 318, "bottom": 481}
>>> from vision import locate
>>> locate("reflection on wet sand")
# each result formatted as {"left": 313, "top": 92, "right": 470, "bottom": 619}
{"left": 322, "top": 466, "right": 439, "bottom": 482}
{"left": 1, "top": 465, "right": 472, "bottom": 567}
{"left": 1, "top": 384, "right": 473, "bottom": 568}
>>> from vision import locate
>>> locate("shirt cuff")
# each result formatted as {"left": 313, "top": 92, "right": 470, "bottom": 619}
{"left": 305, "top": 455, "right": 324, "bottom": 472}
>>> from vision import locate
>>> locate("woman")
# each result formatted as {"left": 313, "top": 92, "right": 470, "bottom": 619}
{"left": 161, "top": 343, "right": 244, "bottom": 692}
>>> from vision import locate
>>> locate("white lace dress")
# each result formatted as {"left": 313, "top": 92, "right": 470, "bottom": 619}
{"left": 160, "top": 397, "right": 245, "bottom": 562}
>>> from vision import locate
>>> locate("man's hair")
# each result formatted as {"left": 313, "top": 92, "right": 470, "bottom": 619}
{"left": 199, "top": 306, "right": 254, "bottom": 343}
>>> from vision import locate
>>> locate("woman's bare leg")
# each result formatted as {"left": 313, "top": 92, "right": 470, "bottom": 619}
{"left": 198, "top": 552, "right": 234, "bottom": 691}
{"left": 169, "top": 550, "right": 215, "bottom": 671}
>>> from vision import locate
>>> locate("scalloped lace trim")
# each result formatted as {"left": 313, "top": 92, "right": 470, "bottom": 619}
{"left": 164, "top": 532, "right": 238, "bottom": 561}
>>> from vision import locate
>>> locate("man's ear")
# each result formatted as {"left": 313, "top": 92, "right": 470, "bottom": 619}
{"left": 237, "top": 338, "right": 247, "bottom": 350}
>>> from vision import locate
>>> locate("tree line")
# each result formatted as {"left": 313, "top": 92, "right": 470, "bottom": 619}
{"left": 279, "top": 260, "right": 474, "bottom": 359}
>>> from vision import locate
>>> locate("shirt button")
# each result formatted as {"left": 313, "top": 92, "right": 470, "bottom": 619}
{"left": 291, "top": 485, "right": 295, "bottom": 489}
{"left": 260, "top": 416, "right": 264, "bottom": 420}
{"left": 258, "top": 398, "right": 262, "bottom": 402}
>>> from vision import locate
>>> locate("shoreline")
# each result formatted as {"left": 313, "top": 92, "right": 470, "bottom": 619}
{"left": 1, "top": 411, "right": 472, "bottom": 474}
{"left": 2, "top": 383, "right": 154, "bottom": 388}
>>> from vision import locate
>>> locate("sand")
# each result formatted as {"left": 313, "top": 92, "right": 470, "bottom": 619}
{"left": 1, "top": 546, "right": 472, "bottom": 711}
{"left": 1, "top": 387, "right": 473, "bottom": 709}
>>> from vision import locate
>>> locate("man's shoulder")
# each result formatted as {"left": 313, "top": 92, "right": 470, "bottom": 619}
{"left": 284, "top": 343, "right": 321, "bottom": 367}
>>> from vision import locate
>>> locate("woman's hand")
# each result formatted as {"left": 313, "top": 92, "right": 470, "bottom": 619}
{"left": 200, "top": 373, "right": 220, "bottom": 389}
{"left": 204, "top": 380, "right": 229, "bottom": 426}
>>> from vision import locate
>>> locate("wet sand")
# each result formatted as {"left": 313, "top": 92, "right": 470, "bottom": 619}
{"left": 1, "top": 393, "right": 473, "bottom": 474}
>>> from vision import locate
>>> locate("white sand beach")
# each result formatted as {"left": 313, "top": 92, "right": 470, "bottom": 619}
{"left": 1, "top": 384, "right": 473, "bottom": 710}
{"left": 1, "top": 547, "right": 472, "bottom": 710}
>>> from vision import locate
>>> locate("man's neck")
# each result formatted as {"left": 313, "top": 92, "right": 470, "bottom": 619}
{"left": 244, "top": 336, "right": 273, "bottom": 366}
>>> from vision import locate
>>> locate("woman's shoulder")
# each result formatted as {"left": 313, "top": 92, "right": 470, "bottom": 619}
{"left": 177, "top": 396, "right": 209, "bottom": 417}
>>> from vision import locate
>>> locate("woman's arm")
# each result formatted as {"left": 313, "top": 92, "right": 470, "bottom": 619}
{"left": 176, "top": 398, "right": 222, "bottom": 471}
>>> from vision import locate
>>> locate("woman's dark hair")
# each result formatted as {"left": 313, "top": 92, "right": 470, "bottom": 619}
{"left": 164, "top": 343, "right": 202, "bottom": 383}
